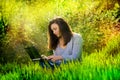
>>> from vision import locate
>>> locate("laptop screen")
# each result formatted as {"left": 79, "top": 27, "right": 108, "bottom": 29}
{"left": 25, "top": 46, "right": 41, "bottom": 59}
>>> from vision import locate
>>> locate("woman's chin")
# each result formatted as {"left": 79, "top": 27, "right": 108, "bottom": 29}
{"left": 58, "top": 36, "right": 62, "bottom": 39}
{"left": 55, "top": 35, "right": 61, "bottom": 38}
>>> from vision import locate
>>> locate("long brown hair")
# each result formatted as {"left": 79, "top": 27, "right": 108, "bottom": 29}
{"left": 48, "top": 18, "right": 73, "bottom": 50}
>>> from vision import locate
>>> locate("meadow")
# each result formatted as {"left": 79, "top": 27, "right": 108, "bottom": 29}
{"left": 0, "top": 0, "right": 120, "bottom": 80}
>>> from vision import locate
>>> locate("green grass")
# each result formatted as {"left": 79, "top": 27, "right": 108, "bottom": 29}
{"left": 0, "top": 57, "right": 120, "bottom": 80}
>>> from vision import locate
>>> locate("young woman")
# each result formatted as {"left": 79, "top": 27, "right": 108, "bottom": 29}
{"left": 40, "top": 17, "right": 83, "bottom": 69}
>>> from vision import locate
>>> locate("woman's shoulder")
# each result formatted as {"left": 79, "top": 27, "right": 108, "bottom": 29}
{"left": 72, "top": 32, "right": 82, "bottom": 38}
{"left": 72, "top": 32, "right": 83, "bottom": 42}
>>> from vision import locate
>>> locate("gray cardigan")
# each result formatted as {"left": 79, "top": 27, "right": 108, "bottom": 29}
{"left": 53, "top": 33, "right": 83, "bottom": 62}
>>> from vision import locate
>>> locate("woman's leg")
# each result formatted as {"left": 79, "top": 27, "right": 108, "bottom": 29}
{"left": 39, "top": 59, "right": 62, "bottom": 69}
{"left": 39, "top": 59, "right": 55, "bottom": 69}
{"left": 39, "top": 59, "right": 46, "bottom": 68}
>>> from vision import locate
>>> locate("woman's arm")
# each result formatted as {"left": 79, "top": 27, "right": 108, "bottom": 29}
{"left": 47, "top": 55, "right": 63, "bottom": 62}
{"left": 61, "top": 34, "right": 83, "bottom": 61}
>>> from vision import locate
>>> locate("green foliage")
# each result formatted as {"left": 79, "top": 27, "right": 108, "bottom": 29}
{"left": 0, "top": 1, "right": 120, "bottom": 79}
{"left": 102, "top": 34, "right": 120, "bottom": 57}
{"left": 1, "top": 0, "right": 119, "bottom": 54}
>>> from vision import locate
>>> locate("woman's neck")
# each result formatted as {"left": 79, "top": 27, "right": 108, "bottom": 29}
{"left": 59, "top": 37, "right": 64, "bottom": 43}
{"left": 59, "top": 37, "right": 66, "bottom": 48}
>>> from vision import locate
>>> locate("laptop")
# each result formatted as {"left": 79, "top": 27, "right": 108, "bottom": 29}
{"left": 25, "top": 46, "right": 55, "bottom": 68}
{"left": 25, "top": 46, "right": 43, "bottom": 61}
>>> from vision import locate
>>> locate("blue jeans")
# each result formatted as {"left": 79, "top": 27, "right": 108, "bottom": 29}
{"left": 39, "top": 59, "right": 61, "bottom": 70}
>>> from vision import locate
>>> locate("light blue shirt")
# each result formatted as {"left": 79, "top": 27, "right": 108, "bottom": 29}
{"left": 53, "top": 33, "right": 83, "bottom": 62}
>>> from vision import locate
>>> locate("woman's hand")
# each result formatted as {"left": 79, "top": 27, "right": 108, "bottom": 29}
{"left": 47, "top": 55, "right": 63, "bottom": 62}
{"left": 47, "top": 55, "right": 54, "bottom": 60}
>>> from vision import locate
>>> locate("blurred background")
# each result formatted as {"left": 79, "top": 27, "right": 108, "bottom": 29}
{"left": 0, "top": 0, "right": 120, "bottom": 64}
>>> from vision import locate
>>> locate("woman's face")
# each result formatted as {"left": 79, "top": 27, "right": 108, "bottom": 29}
{"left": 51, "top": 23, "right": 61, "bottom": 37}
